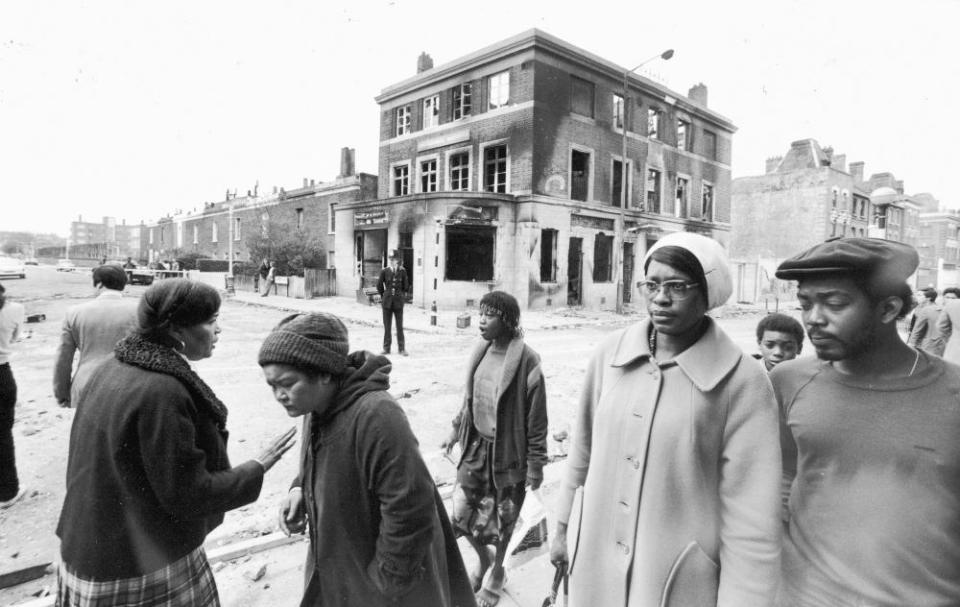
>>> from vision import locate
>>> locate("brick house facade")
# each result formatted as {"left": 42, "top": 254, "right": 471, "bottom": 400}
{"left": 337, "top": 29, "right": 736, "bottom": 310}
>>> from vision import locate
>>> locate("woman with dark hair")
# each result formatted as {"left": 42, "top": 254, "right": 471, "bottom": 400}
{"left": 0, "top": 283, "right": 26, "bottom": 508}
{"left": 56, "top": 278, "right": 296, "bottom": 606}
{"left": 550, "top": 233, "right": 781, "bottom": 606}
{"left": 442, "top": 291, "right": 548, "bottom": 607}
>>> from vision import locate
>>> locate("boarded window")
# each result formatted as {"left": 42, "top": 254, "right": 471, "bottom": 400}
{"left": 703, "top": 130, "right": 717, "bottom": 159}
{"left": 445, "top": 226, "right": 495, "bottom": 281}
{"left": 571, "top": 76, "right": 595, "bottom": 118}
{"left": 593, "top": 232, "right": 613, "bottom": 282}
{"left": 540, "top": 228, "right": 558, "bottom": 282}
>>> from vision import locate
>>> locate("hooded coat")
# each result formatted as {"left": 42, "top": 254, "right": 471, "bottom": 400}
{"left": 294, "top": 352, "right": 475, "bottom": 607}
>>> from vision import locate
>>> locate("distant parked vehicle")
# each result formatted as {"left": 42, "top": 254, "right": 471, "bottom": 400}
{"left": 125, "top": 267, "right": 155, "bottom": 285}
{"left": 0, "top": 256, "right": 26, "bottom": 279}
{"left": 24, "top": 258, "right": 39, "bottom": 266}
{"left": 56, "top": 259, "right": 76, "bottom": 272}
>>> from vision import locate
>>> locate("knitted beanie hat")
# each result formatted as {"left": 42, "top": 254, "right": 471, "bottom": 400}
{"left": 258, "top": 313, "right": 350, "bottom": 376}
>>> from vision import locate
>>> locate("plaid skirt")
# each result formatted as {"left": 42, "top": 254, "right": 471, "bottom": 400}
{"left": 56, "top": 547, "right": 220, "bottom": 607}
{"left": 451, "top": 435, "right": 526, "bottom": 546}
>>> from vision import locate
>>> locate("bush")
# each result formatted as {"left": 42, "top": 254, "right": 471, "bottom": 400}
{"left": 197, "top": 259, "right": 230, "bottom": 272}
{"left": 246, "top": 224, "right": 326, "bottom": 277}
{"left": 175, "top": 252, "right": 213, "bottom": 271}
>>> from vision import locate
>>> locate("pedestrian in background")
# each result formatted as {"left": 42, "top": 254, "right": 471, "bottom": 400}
{"left": 377, "top": 250, "right": 409, "bottom": 355}
{"left": 935, "top": 286, "right": 960, "bottom": 363}
{"left": 257, "top": 258, "right": 270, "bottom": 294}
{"left": 773, "top": 237, "right": 960, "bottom": 606}
{"left": 56, "top": 278, "right": 296, "bottom": 606}
{"left": 754, "top": 313, "right": 805, "bottom": 371}
{"left": 551, "top": 232, "right": 781, "bottom": 607}
{"left": 261, "top": 313, "right": 474, "bottom": 607}
{"left": 260, "top": 261, "right": 276, "bottom": 298}
{"left": 53, "top": 264, "right": 139, "bottom": 408}
{"left": 442, "top": 291, "right": 548, "bottom": 607}
{"left": 908, "top": 287, "right": 942, "bottom": 355}
{"left": 0, "top": 282, "right": 26, "bottom": 508}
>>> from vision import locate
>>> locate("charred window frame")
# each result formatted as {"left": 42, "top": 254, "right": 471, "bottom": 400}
{"left": 570, "top": 147, "right": 592, "bottom": 202}
{"left": 676, "top": 176, "right": 690, "bottom": 218}
{"left": 593, "top": 232, "right": 613, "bottom": 283}
{"left": 422, "top": 95, "right": 440, "bottom": 129}
{"left": 482, "top": 143, "right": 508, "bottom": 193}
{"left": 646, "top": 167, "right": 662, "bottom": 213}
{"left": 701, "top": 182, "right": 714, "bottom": 221}
{"left": 613, "top": 93, "right": 625, "bottom": 130}
{"left": 445, "top": 225, "right": 495, "bottom": 281}
{"left": 540, "top": 228, "right": 558, "bottom": 283}
{"left": 647, "top": 108, "right": 661, "bottom": 139}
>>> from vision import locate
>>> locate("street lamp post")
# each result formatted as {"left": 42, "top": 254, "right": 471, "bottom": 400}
{"left": 615, "top": 49, "right": 674, "bottom": 314}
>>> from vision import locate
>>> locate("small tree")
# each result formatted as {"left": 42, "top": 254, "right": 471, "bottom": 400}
{"left": 245, "top": 222, "right": 326, "bottom": 277}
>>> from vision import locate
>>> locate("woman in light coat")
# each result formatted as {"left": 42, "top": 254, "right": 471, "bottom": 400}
{"left": 550, "top": 232, "right": 781, "bottom": 607}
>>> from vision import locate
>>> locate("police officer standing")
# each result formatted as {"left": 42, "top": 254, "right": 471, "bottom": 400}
{"left": 377, "top": 250, "right": 409, "bottom": 356}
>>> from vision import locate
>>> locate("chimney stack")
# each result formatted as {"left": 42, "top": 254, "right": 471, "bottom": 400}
{"left": 849, "top": 161, "right": 865, "bottom": 183}
{"left": 765, "top": 156, "right": 782, "bottom": 174}
{"left": 339, "top": 147, "right": 356, "bottom": 177}
{"left": 303, "top": 177, "right": 308, "bottom": 188}
{"left": 687, "top": 83, "right": 708, "bottom": 107}
{"left": 417, "top": 52, "right": 434, "bottom": 74}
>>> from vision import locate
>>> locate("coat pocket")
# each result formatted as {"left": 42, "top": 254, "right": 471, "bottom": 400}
{"left": 658, "top": 541, "right": 719, "bottom": 607}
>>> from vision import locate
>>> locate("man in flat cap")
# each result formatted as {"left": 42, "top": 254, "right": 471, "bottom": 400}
{"left": 771, "top": 237, "right": 960, "bottom": 606}
{"left": 53, "top": 264, "right": 139, "bottom": 409}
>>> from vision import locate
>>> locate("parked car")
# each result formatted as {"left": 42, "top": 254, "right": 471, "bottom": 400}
{"left": 125, "top": 267, "right": 155, "bottom": 285}
{"left": 0, "top": 256, "right": 26, "bottom": 279}
{"left": 56, "top": 259, "right": 76, "bottom": 272}
{"left": 24, "top": 258, "right": 39, "bottom": 266}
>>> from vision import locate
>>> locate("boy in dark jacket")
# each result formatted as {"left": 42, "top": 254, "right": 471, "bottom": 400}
{"left": 260, "top": 313, "right": 475, "bottom": 607}
{"left": 442, "top": 291, "right": 548, "bottom": 607}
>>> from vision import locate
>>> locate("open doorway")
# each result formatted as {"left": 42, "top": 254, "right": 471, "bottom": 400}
{"left": 567, "top": 237, "right": 583, "bottom": 306}
{"left": 622, "top": 242, "right": 634, "bottom": 304}
{"left": 356, "top": 229, "right": 387, "bottom": 288}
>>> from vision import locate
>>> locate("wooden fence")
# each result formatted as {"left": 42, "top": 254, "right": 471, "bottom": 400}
{"left": 230, "top": 269, "right": 335, "bottom": 299}
{"left": 304, "top": 269, "right": 337, "bottom": 298}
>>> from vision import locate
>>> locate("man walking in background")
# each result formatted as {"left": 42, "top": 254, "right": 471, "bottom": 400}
{"left": 53, "top": 265, "right": 139, "bottom": 408}
{"left": 378, "top": 250, "right": 409, "bottom": 356}
{"left": 908, "top": 287, "right": 942, "bottom": 355}
{"left": 772, "top": 238, "right": 960, "bottom": 606}
{"left": 1, "top": 283, "right": 26, "bottom": 508}
{"left": 260, "top": 261, "right": 276, "bottom": 298}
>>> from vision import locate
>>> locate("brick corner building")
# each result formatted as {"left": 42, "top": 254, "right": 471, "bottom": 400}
{"left": 337, "top": 29, "right": 736, "bottom": 311}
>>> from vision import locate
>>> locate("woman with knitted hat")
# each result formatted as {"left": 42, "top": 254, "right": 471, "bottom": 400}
{"left": 550, "top": 232, "right": 782, "bottom": 606}
{"left": 441, "top": 291, "right": 548, "bottom": 607}
{"left": 261, "top": 312, "right": 475, "bottom": 607}
{"left": 56, "top": 278, "right": 297, "bottom": 606}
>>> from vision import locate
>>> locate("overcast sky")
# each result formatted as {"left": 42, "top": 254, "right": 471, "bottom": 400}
{"left": 2, "top": 0, "right": 957, "bottom": 236}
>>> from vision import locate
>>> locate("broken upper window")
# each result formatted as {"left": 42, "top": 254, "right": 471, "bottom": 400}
{"left": 701, "top": 183, "right": 714, "bottom": 220}
{"left": 446, "top": 226, "right": 495, "bottom": 281}
{"left": 676, "top": 176, "right": 689, "bottom": 218}
{"left": 449, "top": 151, "right": 470, "bottom": 191}
{"left": 613, "top": 93, "right": 625, "bottom": 130}
{"left": 571, "top": 76, "right": 595, "bottom": 118}
{"left": 393, "top": 164, "right": 410, "bottom": 196}
{"left": 646, "top": 168, "right": 662, "bottom": 213}
{"left": 483, "top": 144, "right": 508, "bottom": 193}
{"left": 396, "top": 106, "right": 411, "bottom": 137}
{"left": 677, "top": 119, "right": 691, "bottom": 151}
{"left": 487, "top": 71, "right": 510, "bottom": 110}
{"left": 613, "top": 159, "right": 631, "bottom": 208}
{"left": 420, "top": 159, "right": 438, "bottom": 193}
{"left": 453, "top": 83, "right": 472, "bottom": 120}
{"left": 647, "top": 109, "right": 660, "bottom": 139}
{"left": 703, "top": 130, "right": 717, "bottom": 160}
{"left": 423, "top": 95, "right": 440, "bottom": 129}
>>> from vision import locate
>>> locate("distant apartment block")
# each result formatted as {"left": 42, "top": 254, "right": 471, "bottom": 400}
{"left": 69, "top": 216, "right": 141, "bottom": 260}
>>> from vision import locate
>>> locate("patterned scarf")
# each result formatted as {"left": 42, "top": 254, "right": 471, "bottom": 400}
{"left": 115, "top": 334, "right": 228, "bottom": 429}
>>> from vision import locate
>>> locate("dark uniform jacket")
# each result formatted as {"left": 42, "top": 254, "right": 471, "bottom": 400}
{"left": 377, "top": 266, "right": 409, "bottom": 309}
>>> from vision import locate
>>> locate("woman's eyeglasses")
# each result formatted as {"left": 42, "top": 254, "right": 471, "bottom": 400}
{"left": 638, "top": 280, "right": 700, "bottom": 300}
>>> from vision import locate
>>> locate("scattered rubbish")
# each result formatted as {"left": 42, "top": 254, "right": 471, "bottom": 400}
{"left": 245, "top": 564, "right": 267, "bottom": 582}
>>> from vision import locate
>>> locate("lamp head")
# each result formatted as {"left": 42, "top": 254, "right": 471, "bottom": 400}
{"left": 661, "top": 49, "right": 675, "bottom": 60}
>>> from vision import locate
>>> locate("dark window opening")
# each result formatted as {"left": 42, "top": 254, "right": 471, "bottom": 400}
{"left": 593, "top": 232, "right": 613, "bottom": 283}
{"left": 613, "top": 160, "right": 629, "bottom": 207}
{"left": 540, "top": 229, "right": 558, "bottom": 282}
{"left": 646, "top": 168, "right": 661, "bottom": 213}
{"left": 571, "top": 149, "right": 590, "bottom": 201}
{"left": 445, "top": 226, "right": 495, "bottom": 281}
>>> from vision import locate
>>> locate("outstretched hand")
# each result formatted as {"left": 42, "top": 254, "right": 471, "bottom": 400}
{"left": 257, "top": 426, "right": 297, "bottom": 472}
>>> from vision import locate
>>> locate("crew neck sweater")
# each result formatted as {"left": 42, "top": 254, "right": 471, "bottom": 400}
{"left": 772, "top": 354, "right": 960, "bottom": 606}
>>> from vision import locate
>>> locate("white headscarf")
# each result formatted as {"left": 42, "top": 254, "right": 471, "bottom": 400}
{"left": 643, "top": 232, "right": 732, "bottom": 310}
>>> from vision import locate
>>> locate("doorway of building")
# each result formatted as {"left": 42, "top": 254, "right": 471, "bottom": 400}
{"left": 622, "top": 242, "right": 634, "bottom": 304}
{"left": 567, "top": 237, "right": 583, "bottom": 306}
{"left": 356, "top": 229, "right": 387, "bottom": 288}
{"left": 399, "top": 231, "right": 414, "bottom": 303}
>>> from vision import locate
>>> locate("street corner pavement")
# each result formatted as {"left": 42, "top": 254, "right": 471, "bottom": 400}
{"left": 227, "top": 289, "right": 642, "bottom": 335}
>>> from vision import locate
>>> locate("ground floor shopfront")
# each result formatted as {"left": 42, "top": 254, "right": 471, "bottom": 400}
{"left": 334, "top": 192, "right": 730, "bottom": 311}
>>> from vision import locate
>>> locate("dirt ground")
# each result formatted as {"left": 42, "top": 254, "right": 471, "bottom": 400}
{"left": 0, "top": 266, "right": 778, "bottom": 605}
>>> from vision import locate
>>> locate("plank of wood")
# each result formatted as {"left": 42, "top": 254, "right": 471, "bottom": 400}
{"left": 0, "top": 562, "right": 52, "bottom": 590}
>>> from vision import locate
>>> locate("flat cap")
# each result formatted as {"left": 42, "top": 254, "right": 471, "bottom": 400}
{"left": 776, "top": 237, "right": 918, "bottom": 288}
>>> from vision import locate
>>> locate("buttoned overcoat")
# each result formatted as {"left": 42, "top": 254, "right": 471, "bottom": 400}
{"left": 555, "top": 318, "right": 781, "bottom": 607}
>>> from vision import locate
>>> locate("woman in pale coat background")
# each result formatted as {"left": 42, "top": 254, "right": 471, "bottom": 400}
{"left": 550, "top": 232, "right": 781, "bottom": 607}
{"left": 933, "top": 287, "right": 960, "bottom": 363}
